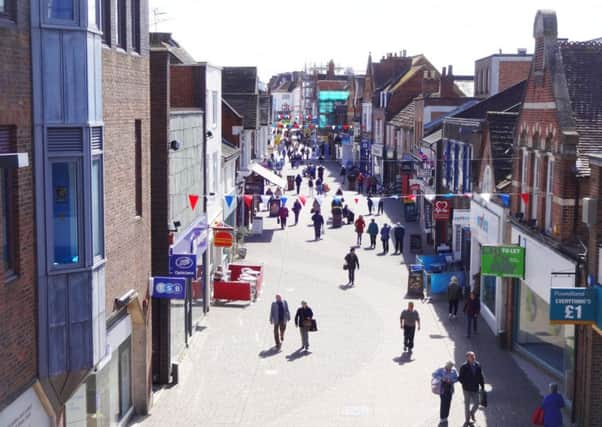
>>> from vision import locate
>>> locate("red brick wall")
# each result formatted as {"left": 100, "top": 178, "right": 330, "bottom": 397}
{"left": 0, "top": 1, "right": 37, "bottom": 408}
{"left": 222, "top": 104, "right": 242, "bottom": 148}
{"left": 499, "top": 60, "right": 531, "bottom": 92}
{"left": 170, "top": 65, "right": 203, "bottom": 109}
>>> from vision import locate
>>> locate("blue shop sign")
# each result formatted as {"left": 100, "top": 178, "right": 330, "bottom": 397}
{"left": 152, "top": 276, "right": 186, "bottom": 299}
{"left": 169, "top": 253, "right": 197, "bottom": 277}
{"left": 550, "top": 288, "right": 597, "bottom": 325}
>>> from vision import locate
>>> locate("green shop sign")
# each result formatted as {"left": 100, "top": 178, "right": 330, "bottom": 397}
{"left": 481, "top": 245, "right": 525, "bottom": 279}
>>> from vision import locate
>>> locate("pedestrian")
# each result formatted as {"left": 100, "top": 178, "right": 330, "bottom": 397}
{"left": 367, "top": 195, "right": 374, "bottom": 215}
{"left": 448, "top": 276, "right": 462, "bottom": 319}
{"left": 367, "top": 219, "right": 378, "bottom": 249}
{"left": 292, "top": 199, "right": 302, "bottom": 225}
{"left": 400, "top": 301, "right": 420, "bottom": 352}
{"left": 340, "top": 165, "right": 346, "bottom": 184}
{"left": 317, "top": 165, "right": 325, "bottom": 181}
{"left": 380, "top": 223, "right": 390, "bottom": 253}
{"left": 392, "top": 222, "right": 405, "bottom": 254}
{"left": 354, "top": 215, "right": 366, "bottom": 246}
{"left": 278, "top": 204, "right": 289, "bottom": 229}
{"left": 458, "top": 351, "right": 485, "bottom": 425}
{"left": 344, "top": 247, "right": 360, "bottom": 286}
{"left": 295, "top": 173, "right": 302, "bottom": 195}
{"left": 311, "top": 210, "right": 324, "bottom": 240}
{"left": 269, "top": 294, "right": 290, "bottom": 349}
{"left": 308, "top": 177, "right": 314, "bottom": 197}
{"left": 357, "top": 172, "right": 364, "bottom": 194}
{"left": 432, "top": 361, "right": 459, "bottom": 423}
{"left": 316, "top": 177, "right": 323, "bottom": 195}
{"left": 377, "top": 197, "right": 384, "bottom": 215}
{"left": 342, "top": 204, "right": 350, "bottom": 220}
{"left": 463, "top": 291, "right": 480, "bottom": 338}
{"left": 541, "top": 383, "right": 565, "bottom": 427}
{"left": 275, "top": 187, "right": 282, "bottom": 198}
{"left": 294, "top": 300, "right": 314, "bottom": 351}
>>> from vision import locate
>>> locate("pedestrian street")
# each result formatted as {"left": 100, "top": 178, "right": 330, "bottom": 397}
{"left": 132, "top": 160, "right": 541, "bottom": 427}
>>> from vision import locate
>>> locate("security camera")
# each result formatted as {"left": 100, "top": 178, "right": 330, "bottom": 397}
{"left": 206, "top": 131, "right": 214, "bottom": 138}
{"left": 170, "top": 140, "right": 181, "bottom": 150}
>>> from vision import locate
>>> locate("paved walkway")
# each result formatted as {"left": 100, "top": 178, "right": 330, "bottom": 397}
{"left": 132, "top": 159, "right": 539, "bottom": 427}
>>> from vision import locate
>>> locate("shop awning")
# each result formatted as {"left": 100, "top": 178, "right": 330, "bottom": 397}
{"left": 249, "top": 163, "right": 287, "bottom": 188}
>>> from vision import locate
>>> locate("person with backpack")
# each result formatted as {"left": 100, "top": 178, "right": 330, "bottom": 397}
{"left": 432, "top": 361, "right": 459, "bottom": 423}
{"left": 354, "top": 215, "right": 366, "bottom": 246}
{"left": 367, "top": 219, "right": 379, "bottom": 249}
{"left": 344, "top": 247, "right": 360, "bottom": 286}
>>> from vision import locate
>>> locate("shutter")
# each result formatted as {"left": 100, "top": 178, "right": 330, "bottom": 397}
{"left": 0, "top": 126, "right": 11, "bottom": 153}
{"left": 90, "top": 127, "right": 103, "bottom": 151}
{"left": 47, "top": 128, "right": 83, "bottom": 152}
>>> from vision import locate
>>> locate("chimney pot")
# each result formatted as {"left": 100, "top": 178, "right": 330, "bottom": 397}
{"left": 442, "top": 67, "right": 447, "bottom": 77}
{"left": 403, "top": 49, "right": 407, "bottom": 57}
{"left": 448, "top": 65, "right": 453, "bottom": 76}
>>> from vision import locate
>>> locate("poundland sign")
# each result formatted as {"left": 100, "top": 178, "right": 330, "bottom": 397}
{"left": 550, "top": 288, "right": 598, "bottom": 325}
{"left": 481, "top": 245, "right": 525, "bottom": 279}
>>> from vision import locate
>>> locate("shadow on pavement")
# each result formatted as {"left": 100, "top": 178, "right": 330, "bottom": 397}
{"left": 245, "top": 229, "right": 276, "bottom": 243}
{"left": 392, "top": 352, "right": 415, "bottom": 365}
{"left": 339, "top": 284, "right": 353, "bottom": 291}
{"left": 259, "top": 347, "right": 281, "bottom": 358}
{"left": 286, "top": 348, "right": 311, "bottom": 361}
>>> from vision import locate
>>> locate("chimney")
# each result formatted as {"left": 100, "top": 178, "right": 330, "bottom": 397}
{"left": 533, "top": 10, "right": 558, "bottom": 72}
{"left": 403, "top": 49, "right": 407, "bottom": 57}
{"left": 327, "top": 59, "right": 335, "bottom": 78}
{"left": 422, "top": 69, "right": 439, "bottom": 96}
{"left": 439, "top": 65, "right": 455, "bottom": 98}
{"left": 517, "top": 48, "right": 527, "bottom": 55}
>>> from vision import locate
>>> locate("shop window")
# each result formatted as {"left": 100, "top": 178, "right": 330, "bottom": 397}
{"left": 92, "top": 158, "right": 104, "bottom": 259}
{"left": 481, "top": 275, "right": 496, "bottom": 314}
{"left": 51, "top": 160, "right": 81, "bottom": 266}
{"left": 48, "top": 0, "right": 74, "bottom": 20}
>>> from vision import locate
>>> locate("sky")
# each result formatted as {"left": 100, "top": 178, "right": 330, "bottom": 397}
{"left": 149, "top": 0, "right": 602, "bottom": 82}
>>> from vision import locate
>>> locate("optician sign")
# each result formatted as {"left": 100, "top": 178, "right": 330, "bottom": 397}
{"left": 151, "top": 276, "right": 186, "bottom": 299}
{"left": 169, "top": 253, "right": 197, "bottom": 277}
{"left": 550, "top": 288, "right": 598, "bottom": 325}
{"left": 481, "top": 245, "right": 525, "bottom": 278}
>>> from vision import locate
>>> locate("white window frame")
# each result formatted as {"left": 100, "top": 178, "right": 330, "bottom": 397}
{"left": 545, "top": 157, "right": 554, "bottom": 232}
{"left": 521, "top": 149, "right": 528, "bottom": 214}
{"left": 532, "top": 154, "right": 540, "bottom": 221}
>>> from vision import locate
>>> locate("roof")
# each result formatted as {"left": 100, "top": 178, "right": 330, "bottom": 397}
{"left": 557, "top": 40, "right": 602, "bottom": 176}
{"left": 487, "top": 112, "right": 519, "bottom": 185}
{"left": 423, "top": 129, "right": 442, "bottom": 144}
{"left": 455, "top": 80, "right": 527, "bottom": 120}
{"left": 222, "top": 67, "right": 258, "bottom": 94}
{"left": 222, "top": 140, "right": 241, "bottom": 161}
{"left": 222, "top": 99, "right": 243, "bottom": 119}
{"left": 424, "top": 100, "right": 480, "bottom": 133}
{"left": 223, "top": 94, "right": 258, "bottom": 129}
{"left": 150, "top": 32, "right": 197, "bottom": 64}
{"left": 389, "top": 100, "right": 416, "bottom": 128}
{"left": 317, "top": 80, "right": 349, "bottom": 91}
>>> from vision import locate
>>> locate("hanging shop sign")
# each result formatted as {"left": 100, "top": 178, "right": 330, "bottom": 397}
{"left": 432, "top": 200, "right": 450, "bottom": 220}
{"left": 169, "top": 253, "right": 197, "bottom": 277}
{"left": 214, "top": 229, "right": 234, "bottom": 248}
{"left": 550, "top": 288, "right": 598, "bottom": 325}
{"left": 480, "top": 245, "right": 525, "bottom": 279}
{"left": 151, "top": 276, "right": 186, "bottom": 299}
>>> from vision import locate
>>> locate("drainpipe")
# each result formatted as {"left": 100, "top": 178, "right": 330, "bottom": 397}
{"left": 202, "top": 111, "right": 210, "bottom": 315}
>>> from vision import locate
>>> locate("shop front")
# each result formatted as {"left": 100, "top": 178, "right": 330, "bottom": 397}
{"left": 511, "top": 225, "right": 577, "bottom": 402}
{"left": 469, "top": 198, "right": 505, "bottom": 334}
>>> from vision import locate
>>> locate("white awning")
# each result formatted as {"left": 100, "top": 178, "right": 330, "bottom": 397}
{"left": 249, "top": 163, "right": 287, "bottom": 188}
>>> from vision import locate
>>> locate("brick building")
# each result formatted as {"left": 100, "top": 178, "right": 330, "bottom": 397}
{"left": 506, "top": 10, "right": 602, "bottom": 426}
{"left": 474, "top": 50, "right": 532, "bottom": 98}
{"left": 0, "top": 1, "right": 52, "bottom": 425}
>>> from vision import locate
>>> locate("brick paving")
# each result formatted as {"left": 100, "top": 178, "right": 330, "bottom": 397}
{"left": 132, "top": 159, "right": 540, "bottom": 427}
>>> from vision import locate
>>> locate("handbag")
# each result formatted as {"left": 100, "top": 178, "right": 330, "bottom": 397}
{"left": 431, "top": 378, "right": 441, "bottom": 395}
{"left": 479, "top": 389, "right": 488, "bottom": 407}
{"left": 309, "top": 319, "right": 318, "bottom": 332}
{"left": 343, "top": 263, "right": 348, "bottom": 270}
{"left": 531, "top": 406, "right": 544, "bottom": 425}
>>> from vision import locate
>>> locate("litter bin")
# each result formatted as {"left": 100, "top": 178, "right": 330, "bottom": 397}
{"left": 287, "top": 175, "right": 295, "bottom": 191}
{"left": 332, "top": 207, "right": 343, "bottom": 228}
{"left": 347, "top": 174, "right": 357, "bottom": 191}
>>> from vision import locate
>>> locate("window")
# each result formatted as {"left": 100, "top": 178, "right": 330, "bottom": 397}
{"left": 48, "top": 0, "right": 74, "bottom": 20}
{"left": 545, "top": 158, "right": 554, "bottom": 232}
{"left": 1, "top": 169, "right": 15, "bottom": 276}
{"left": 92, "top": 158, "right": 104, "bottom": 258}
{"left": 134, "top": 120, "right": 142, "bottom": 216}
{"left": 131, "top": 0, "right": 140, "bottom": 52}
{"left": 482, "top": 275, "right": 496, "bottom": 314}
{"left": 521, "top": 150, "right": 528, "bottom": 213}
{"left": 88, "top": 0, "right": 99, "bottom": 29}
{"left": 212, "top": 91, "right": 218, "bottom": 128}
{"left": 532, "top": 155, "right": 540, "bottom": 221}
{"left": 116, "top": 0, "right": 126, "bottom": 49}
{"left": 0, "top": 0, "right": 5, "bottom": 14}
{"left": 51, "top": 161, "right": 80, "bottom": 265}
{"left": 101, "top": 0, "right": 111, "bottom": 45}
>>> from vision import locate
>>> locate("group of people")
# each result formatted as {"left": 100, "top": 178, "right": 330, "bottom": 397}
{"left": 353, "top": 217, "right": 406, "bottom": 254}
{"left": 269, "top": 295, "right": 315, "bottom": 351}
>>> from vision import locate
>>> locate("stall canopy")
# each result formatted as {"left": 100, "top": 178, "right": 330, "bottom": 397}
{"left": 250, "top": 163, "right": 287, "bottom": 189}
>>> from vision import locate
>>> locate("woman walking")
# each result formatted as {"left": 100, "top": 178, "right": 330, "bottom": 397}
{"left": 541, "top": 383, "right": 565, "bottom": 427}
{"left": 354, "top": 215, "right": 366, "bottom": 246}
{"left": 294, "top": 301, "right": 314, "bottom": 351}
{"left": 432, "top": 361, "right": 459, "bottom": 423}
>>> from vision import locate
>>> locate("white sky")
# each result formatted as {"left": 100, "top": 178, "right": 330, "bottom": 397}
{"left": 149, "top": 0, "right": 602, "bottom": 82}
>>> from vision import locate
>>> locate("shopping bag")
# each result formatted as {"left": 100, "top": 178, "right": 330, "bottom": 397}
{"left": 343, "top": 263, "right": 348, "bottom": 270}
{"left": 309, "top": 319, "right": 318, "bottom": 332}
{"left": 531, "top": 406, "right": 544, "bottom": 425}
{"left": 479, "top": 389, "right": 488, "bottom": 407}
{"left": 430, "top": 378, "right": 441, "bottom": 395}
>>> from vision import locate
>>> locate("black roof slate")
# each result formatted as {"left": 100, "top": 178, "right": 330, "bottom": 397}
{"left": 222, "top": 67, "right": 258, "bottom": 94}
{"left": 224, "top": 94, "right": 259, "bottom": 129}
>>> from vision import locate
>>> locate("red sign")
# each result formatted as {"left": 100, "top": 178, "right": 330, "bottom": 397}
{"left": 214, "top": 230, "right": 233, "bottom": 247}
{"left": 433, "top": 200, "right": 450, "bottom": 220}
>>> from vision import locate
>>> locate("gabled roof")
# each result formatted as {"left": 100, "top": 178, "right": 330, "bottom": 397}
{"left": 150, "top": 32, "right": 197, "bottom": 64}
{"left": 389, "top": 99, "right": 416, "bottom": 128}
{"left": 222, "top": 99, "right": 243, "bottom": 119}
{"left": 224, "top": 94, "right": 258, "bottom": 129}
{"left": 424, "top": 100, "right": 480, "bottom": 134}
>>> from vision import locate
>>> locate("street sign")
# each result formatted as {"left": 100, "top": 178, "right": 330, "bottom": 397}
{"left": 214, "top": 229, "right": 233, "bottom": 248}
{"left": 151, "top": 276, "right": 186, "bottom": 299}
{"left": 432, "top": 200, "right": 450, "bottom": 220}
{"left": 550, "top": 288, "right": 598, "bottom": 325}
{"left": 481, "top": 245, "right": 525, "bottom": 278}
{"left": 169, "top": 253, "right": 197, "bottom": 277}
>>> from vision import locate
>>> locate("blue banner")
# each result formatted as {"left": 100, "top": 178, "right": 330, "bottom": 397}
{"left": 550, "top": 288, "right": 597, "bottom": 325}
{"left": 152, "top": 276, "right": 186, "bottom": 299}
{"left": 169, "top": 253, "right": 197, "bottom": 277}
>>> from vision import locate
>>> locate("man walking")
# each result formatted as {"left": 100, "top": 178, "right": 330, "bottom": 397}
{"left": 357, "top": 172, "right": 364, "bottom": 194}
{"left": 380, "top": 223, "right": 390, "bottom": 253}
{"left": 294, "top": 300, "right": 314, "bottom": 351}
{"left": 458, "top": 351, "right": 485, "bottom": 425}
{"left": 393, "top": 222, "right": 405, "bottom": 254}
{"left": 344, "top": 247, "right": 360, "bottom": 286}
{"left": 367, "top": 195, "right": 374, "bottom": 215}
{"left": 448, "top": 276, "right": 462, "bottom": 319}
{"left": 269, "top": 294, "right": 290, "bottom": 349}
{"left": 292, "top": 199, "right": 302, "bottom": 225}
{"left": 367, "top": 219, "right": 379, "bottom": 249}
{"left": 317, "top": 164, "right": 325, "bottom": 181}
{"left": 400, "top": 301, "right": 420, "bottom": 352}
{"left": 295, "top": 173, "right": 303, "bottom": 195}
{"left": 311, "top": 210, "right": 324, "bottom": 240}
{"left": 463, "top": 291, "right": 480, "bottom": 337}
{"left": 377, "top": 197, "right": 384, "bottom": 215}
{"left": 278, "top": 204, "right": 289, "bottom": 229}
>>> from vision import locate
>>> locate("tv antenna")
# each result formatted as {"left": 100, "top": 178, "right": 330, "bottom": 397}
{"left": 152, "top": 8, "right": 170, "bottom": 32}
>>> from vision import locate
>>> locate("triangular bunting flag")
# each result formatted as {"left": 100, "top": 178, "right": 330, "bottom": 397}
{"left": 243, "top": 195, "right": 253, "bottom": 208}
{"left": 260, "top": 195, "right": 271, "bottom": 205}
{"left": 299, "top": 195, "right": 307, "bottom": 206}
{"left": 188, "top": 194, "right": 199, "bottom": 211}
{"left": 353, "top": 197, "right": 359, "bottom": 204}
{"left": 521, "top": 193, "right": 530, "bottom": 205}
{"left": 316, "top": 195, "right": 324, "bottom": 205}
{"left": 224, "top": 195, "right": 234, "bottom": 208}
{"left": 499, "top": 194, "right": 510, "bottom": 207}
{"left": 280, "top": 196, "right": 288, "bottom": 206}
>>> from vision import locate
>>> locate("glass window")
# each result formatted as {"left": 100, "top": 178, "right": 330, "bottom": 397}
{"left": 212, "top": 91, "right": 218, "bottom": 127}
{"left": 48, "top": 0, "right": 74, "bottom": 20}
{"left": 52, "top": 161, "right": 80, "bottom": 265}
{"left": 481, "top": 275, "right": 496, "bottom": 314}
{"left": 0, "top": 0, "right": 6, "bottom": 14}
{"left": 1, "top": 169, "right": 14, "bottom": 274}
{"left": 131, "top": 0, "right": 140, "bottom": 52}
{"left": 118, "top": 339, "right": 132, "bottom": 417}
{"left": 116, "top": 0, "right": 126, "bottom": 49}
{"left": 134, "top": 120, "right": 142, "bottom": 216}
{"left": 92, "top": 158, "right": 104, "bottom": 258}
{"left": 101, "top": 0, "right": 111, "bottom": 45}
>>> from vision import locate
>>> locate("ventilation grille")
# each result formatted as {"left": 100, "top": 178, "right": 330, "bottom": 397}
{"left": 0, "top": 127, "right": 12, "bottom": 153}
{"left": 47, "top": 128, "right": 83, "bottom": 152}
{"left": 91, "top": 127, "right": 103, "bottom": 151}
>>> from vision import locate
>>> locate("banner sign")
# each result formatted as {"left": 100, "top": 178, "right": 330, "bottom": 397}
{"left": 480, "top": 245, "right": 525, "bottom": 278}
{"left": 432, "top": 200, "right": 450, "bottom": 220}
{"left": 214, "top": 229, "right": 233, "bottom": 248}
{"left": 169, "top": 253, "right": 197, "bottom": 277}
{"left": 550, "top": 288, "right": 597, "bottom": 325}
{"left": 151, "top": 276, "right": 186, "bottom": 299}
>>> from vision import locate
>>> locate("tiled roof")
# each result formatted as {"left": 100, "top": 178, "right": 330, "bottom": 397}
{"left": 488, "top": 112, "right": 518, "bottom": 185}
{"left": 222, "top": 139, "right": 241, "bottom": 160}
{"left": 222, "top": 67, "right": 258, "bottom": 94}
{"left": 558, "top": 41, "right": 602, "bottom": 176}
{"left": 455, "top": 80, "right": 526, "bottom": 120}
{"left": 389, "top": 100, "right": 416, "bottom": 128}
{"left": 223, "top": 94, "right": 258, "bottom": 129}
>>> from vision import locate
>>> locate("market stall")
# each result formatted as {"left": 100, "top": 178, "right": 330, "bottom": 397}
{"left": 212, "top": 263, "right": 264, "bottom": 303}
{"left": 414, "top": 254, "right": 466, "bottom": 296}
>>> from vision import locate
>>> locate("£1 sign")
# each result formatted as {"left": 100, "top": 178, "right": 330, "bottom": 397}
{"left": 432, "top": 200, "right": 450, "bottom": 220}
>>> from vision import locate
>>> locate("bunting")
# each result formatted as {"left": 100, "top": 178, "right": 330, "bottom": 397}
{"left": 280, "top": 196, "right": 288, "bottom": 206}
{"left": 224, "top": 194, "right": 234, "bottom": 208}
{"left": 243, "top": 195, "right": 253, "bottom": 208}
{"left": 188, "top": 194, "right": 199, "bottom": 211}
{"left": 520, "top": 193, "right": 530, "bottom": 205}
{"left": 299, "top": 195, "right": 307, "bottom": 206}
{"left": 260, "top": 195, "right": 271, "bottom": 205}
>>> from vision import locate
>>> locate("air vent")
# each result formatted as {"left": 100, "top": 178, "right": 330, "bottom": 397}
{"left": 0, "top": 126, "right": 12, "bottom": 153}
{"left": 47, "top": 128, "right": 83, "bottom": 152}
{"left": 91, "top": 127, "right": 103, "bottom": 151}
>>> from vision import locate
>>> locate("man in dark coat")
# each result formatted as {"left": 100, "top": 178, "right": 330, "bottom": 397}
{"left": 317, "top": 165, "right": 325, "bottom": 181}
{"left": 269, "top": 294, "right": 291, "bottom": 349}
{"left": 367, "top": 196, "right": 374, "bottom": 215}
{"left": 295, "top": 174, "right": 303, "bottom": 194}
{"left": 278, "top": 205, "right": 289, "bottom": 229}
{"left": 392, "top": 222, "right": 405, "bottom": 254}
{"left": 344, "top": 247, "right": 360, "bottom": 286}
{"left": 458, "top": 351, "right": 485, "bottom": 425}
{"left": 311, "top": 210, "right": 324, "bottom": 240}
{"left": 463, "top": 291, "right": 481, "bottom": 338}
{"left": 292, "top": 199, "right": 302, "bottom": 225}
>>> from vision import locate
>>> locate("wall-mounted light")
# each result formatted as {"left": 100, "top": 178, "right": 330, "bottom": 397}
{"left": 168, "top": 220, "right": 181, "bottom": 233}
{"left": 170, "top": 140, "right": 181, "bottom": 151}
